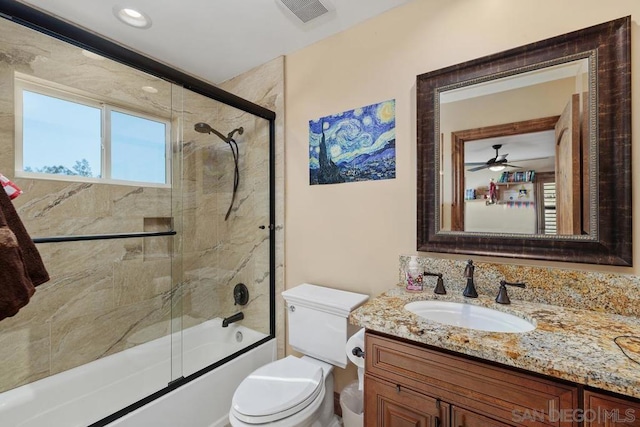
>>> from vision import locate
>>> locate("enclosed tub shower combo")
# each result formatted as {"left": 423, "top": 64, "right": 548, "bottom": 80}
{"left": 0, "top": 3, "right": 277, "bottom": 426}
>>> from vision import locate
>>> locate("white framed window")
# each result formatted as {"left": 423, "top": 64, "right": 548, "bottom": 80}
{"left": 15, "top": 74, "right": 171, "bottom": 187}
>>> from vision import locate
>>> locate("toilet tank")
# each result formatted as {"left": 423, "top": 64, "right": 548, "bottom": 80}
{"left": 282, "top": 283, "right": 369, "bottom": 368}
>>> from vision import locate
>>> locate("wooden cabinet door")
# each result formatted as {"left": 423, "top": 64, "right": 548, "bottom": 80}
{"left": 452, "top": 406, "right": 515, "bottom": 427}
{"left": 584, "top": 391, "right": 640, "bottom": 427}
{"left": 365, "top": 375, "right": 449, "bottom": 427}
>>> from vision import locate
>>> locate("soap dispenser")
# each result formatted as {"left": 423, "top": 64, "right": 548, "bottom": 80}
{"left": 405, "top": 256, "right": 424, "bottom": 292}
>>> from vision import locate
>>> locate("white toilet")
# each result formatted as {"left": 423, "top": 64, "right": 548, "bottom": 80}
{"left": 229, "top": 283, "right": 369, "bottom": 427}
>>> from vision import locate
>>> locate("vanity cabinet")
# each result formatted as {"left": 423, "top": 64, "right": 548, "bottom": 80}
{"left": 583, "top": 390, "right": 640, "bottom": 426}
{"left": 365, "top": 332, "right": 579, "bottom": 426}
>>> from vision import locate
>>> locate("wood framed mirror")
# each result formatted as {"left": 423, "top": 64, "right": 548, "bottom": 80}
{"left": 417, "top": 17, "right": 631, "bottom": 266}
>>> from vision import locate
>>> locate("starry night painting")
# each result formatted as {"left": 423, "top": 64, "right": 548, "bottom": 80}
{"left": 309, "top": 99, "right": 396, "bottom": 185}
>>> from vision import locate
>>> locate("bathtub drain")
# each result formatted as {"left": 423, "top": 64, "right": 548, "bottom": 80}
{"left": 235, "top": 331, "right": 243, "bottom": 343}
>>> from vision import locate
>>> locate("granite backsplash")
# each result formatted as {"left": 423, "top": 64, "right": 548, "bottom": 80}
{"left": 399, "top": 256, "right": 640, "bottom": 318}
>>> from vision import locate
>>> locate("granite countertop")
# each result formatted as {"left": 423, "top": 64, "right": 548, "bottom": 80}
{"left": 350, "top": 284, "right": 640, "bottom": 399}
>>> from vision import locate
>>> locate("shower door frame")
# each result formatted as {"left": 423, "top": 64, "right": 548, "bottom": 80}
{"left": 0, "top": 1, "right": 277, "bottom": 426}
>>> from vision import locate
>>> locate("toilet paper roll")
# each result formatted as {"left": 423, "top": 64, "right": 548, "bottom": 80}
{"left": 346, "top": 328, "right": 365, "bottom": 369}
{"left": 346, "top": 328, "right": 366, "bottom": 391}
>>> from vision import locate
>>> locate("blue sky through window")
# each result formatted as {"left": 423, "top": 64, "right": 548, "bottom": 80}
{"left": 111, "top": 111, "right": 166, "bottom": 184}
{"left": 22, "top": 90, "right": 168, "bottom": 184}
{"left": 23, "top": 90, "right": 101, "bottom": 177}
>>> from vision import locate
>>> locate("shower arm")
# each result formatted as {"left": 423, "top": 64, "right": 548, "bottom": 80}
{"left": 208, "top": 128, "right": 232, "bottom": 144}
{"left": 227, "top": 128, "right": 243, "bottom": 141}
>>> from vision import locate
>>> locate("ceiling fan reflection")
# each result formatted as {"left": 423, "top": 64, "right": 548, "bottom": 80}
{"left": 466, "top": 144, "right": 522, "bottom": 172}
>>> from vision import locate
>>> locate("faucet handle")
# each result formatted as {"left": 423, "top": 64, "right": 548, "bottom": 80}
{"left": 464, "top": 259, "right": 474, "bottom": 277}
{"left": 495, "top": 280, "right": 526, "bottom": 304}
{"left": 424, "top": 272, "right": 446, "bottom": 295}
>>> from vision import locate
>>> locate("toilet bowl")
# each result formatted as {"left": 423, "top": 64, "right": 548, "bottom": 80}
{"left": 229, "top": 356, "right": 338, "bottom": 427}
{"left": 229, "top": 284, "right": 369, "bottom": 427}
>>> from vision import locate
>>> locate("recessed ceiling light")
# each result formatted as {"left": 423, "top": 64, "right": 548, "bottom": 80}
{"left": 141, "top": 86, "right": 158, "bottom": 93}
{"left": 113, "top": 6, "right": 152, "bottom": 29}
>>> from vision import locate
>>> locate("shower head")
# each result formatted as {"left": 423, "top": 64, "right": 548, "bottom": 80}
{"left": 194, "top": 122, "right": 243, "bottom": 144}
{"left": 194, "top": 122, "right": 213, "bottom": 134}
{"left": 194, "top": 122, "right": 232, "bottom": 145}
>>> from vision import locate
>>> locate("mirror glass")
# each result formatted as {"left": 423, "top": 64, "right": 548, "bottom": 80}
{"left": 417, "top": 17, "right": 632, "bottom": 266}
{"left": 438, "top": 58, "right": 595, "bottom": 237}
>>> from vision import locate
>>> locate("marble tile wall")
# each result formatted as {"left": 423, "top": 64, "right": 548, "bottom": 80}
{"left": 219, "top": 58, "right": 284, "bottom": 357}
{"left": 399, "top": 256, "right": 640, "bottom": 317}
{"left": 177, "top": 57, "right": 284, "bottom": 356}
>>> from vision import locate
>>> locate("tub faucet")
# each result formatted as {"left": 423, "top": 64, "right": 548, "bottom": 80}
{"left": 222, "top": 311, "right": 244, "bottom": 327}
{"left": 463, "top": 259, "right": 478, "bottom": 298}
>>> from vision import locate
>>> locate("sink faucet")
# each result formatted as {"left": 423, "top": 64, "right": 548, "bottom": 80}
{"left": 463, "top": 259, "right": 478, "bottom": 298}
{"left": 424, "top": 272, "right": 446, "bottom": 294}
{"left": 222, "top": 311, "right": 244, "bottom": 327}
{"left": 495, "top": 280, "right": 526, "bottom": 304}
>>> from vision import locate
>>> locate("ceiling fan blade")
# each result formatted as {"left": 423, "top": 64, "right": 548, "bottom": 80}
{"left": 509, "top": 156, "right": 554, "bottom": 162}
{"left": 467, "top": 164, "right": 490, "bottom": 172}
{"left": 467, "top": 162, "right": 522, "bottom": 172}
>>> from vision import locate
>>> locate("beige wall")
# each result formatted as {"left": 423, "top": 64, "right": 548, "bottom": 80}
{"left": 284, "top": 0, "right": 640, "bottom": 390}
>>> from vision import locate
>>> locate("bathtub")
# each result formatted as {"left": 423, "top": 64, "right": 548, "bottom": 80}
{"left": 0, "top": 319, "right": 275, "bottom": 427}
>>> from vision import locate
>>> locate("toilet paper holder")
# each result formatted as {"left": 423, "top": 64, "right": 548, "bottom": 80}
{"left": 346, "top": 328, "right": 366, "bottom": 391}
{"left": 346, "top": 328, "right": 366, "bottom": 366}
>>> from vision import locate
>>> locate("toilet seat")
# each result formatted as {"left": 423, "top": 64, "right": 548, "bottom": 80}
{"left": 231, "top": 356, "right": 324, "bottom": 424}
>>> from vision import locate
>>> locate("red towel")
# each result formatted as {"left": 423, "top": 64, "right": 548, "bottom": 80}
{"left": 0, "top": 189, "right": 49, "bottom": 321}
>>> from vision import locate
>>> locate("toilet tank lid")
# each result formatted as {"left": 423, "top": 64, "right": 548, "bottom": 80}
{"left": 282, "top": 283, "right": 369, "bottom": 317}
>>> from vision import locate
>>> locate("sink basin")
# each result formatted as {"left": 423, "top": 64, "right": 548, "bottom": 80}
{"left": 404, "top": 300, "right": 535, "bottom": 333}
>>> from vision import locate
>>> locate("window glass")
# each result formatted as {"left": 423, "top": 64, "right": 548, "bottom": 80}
{"left": 18, "top": 84, "right": 170, "bottom": 186}
{"left": 111, "top": 111, "right": 167, "bottom": 184}
{"left": 22, "top": 90, "right": 101, "bottom": 177}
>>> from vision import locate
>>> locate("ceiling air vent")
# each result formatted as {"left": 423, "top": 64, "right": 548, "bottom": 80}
{"left": 278, "top": 0, "right": 329, "bottom": 23}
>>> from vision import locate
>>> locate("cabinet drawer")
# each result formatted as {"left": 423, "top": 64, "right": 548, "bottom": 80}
{"left": 452, "top": 405, "right": 516, "bottom": 427}
{"left": 365, "top": 374, "right": 450, "bottom": 427}
{"left": 366, "top": 332, "right": 578, "bottom": 426}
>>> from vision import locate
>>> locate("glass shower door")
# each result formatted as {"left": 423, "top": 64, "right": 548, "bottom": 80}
{"left": 177, "top": 92, "right": 272, "bottom": 378}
